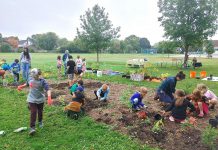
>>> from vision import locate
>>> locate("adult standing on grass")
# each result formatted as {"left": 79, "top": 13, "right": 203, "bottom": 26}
{"left": 62, "top": 50, "right": 69, "bottom": 76}
{"left": 20, "top": 47, "right": 31, "bottom": 81}
{"left": 154, "top": 71, "right": 186, "bottom": 103}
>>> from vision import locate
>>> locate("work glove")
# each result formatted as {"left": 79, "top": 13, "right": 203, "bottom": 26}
{"left": 47, "top": 95, "right": 52, "bottom": 106}
{"left": 100, "top": 98, "right": 105, "bottom": 101}
{"left": 17, "top": 84, "right": 26, "bottom": 91}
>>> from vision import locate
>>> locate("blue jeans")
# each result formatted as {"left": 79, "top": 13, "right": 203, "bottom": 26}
{"left": 158, "top": 91, "right": 174, "bottom": 103}
{"left": 64, "top": 63, "right": 67, "bottom": 76}
{"left": 22, "top": 62, "right": 30, "bottom": 81}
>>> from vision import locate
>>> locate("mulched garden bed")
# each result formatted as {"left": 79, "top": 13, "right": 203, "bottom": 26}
{"left": 7, "top": 79, "right": 218, "bottom": 150}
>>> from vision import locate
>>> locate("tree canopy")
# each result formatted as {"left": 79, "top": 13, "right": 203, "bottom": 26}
{"left": 31, "top": 32, "right": 58, "bottom": 50}
{"left": 77, "top": 4, "right": 120, "bottom": 62}
{"left": 204, "top": 40, "right": 215, "bottom": 57}
{"left": 158, "top": 0, "right": 218, "bottom": 65}
{"left": 139, "top": 38, "right": 151, "bottom": 49}
{"left": 155, "top": 41, "right": 179, "bottom": 54}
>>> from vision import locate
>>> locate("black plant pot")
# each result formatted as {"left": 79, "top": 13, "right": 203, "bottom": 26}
{"left": 154, "top": 114, "right": 162, "bottom": 121}
{"left": 209, "top": 119, "right": 218, "bottom": 128}
{"left": 122, "top": 75, "right": 127, "bottom": 78}
{"left": 126, "top": 75, "right": 130, "bottom": 79}
{"left": 86, "top": 67, "right": 92, "bottom": 70}
{"left": 144, "top": 76, "right": 150, "bottom": 80}
{"left": 92, "top": 69, "right": 98, "bottom": 74}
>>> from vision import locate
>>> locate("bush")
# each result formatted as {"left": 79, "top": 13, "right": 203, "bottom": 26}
{"left": 0, "top": 43, "right": 11, "bottom": 52}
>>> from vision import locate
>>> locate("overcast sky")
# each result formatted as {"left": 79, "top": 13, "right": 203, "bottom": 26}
{"left": 0, "top": 0, "right": 217, "bottom": 45}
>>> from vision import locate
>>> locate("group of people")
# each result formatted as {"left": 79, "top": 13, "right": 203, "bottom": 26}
{"left": 153, "top": 71, "right": 217, "bottom": 123}
{"left": 1, "top": 50, "right": 217, "bottom": 135}
{"left": 0, "top": 49, "right": 87, "bottom": 86}
{"left": 0, "top": 47, "right": 31, "bottom": 85}
{"left": 14, "top": 51, "right": 108, "bottom": 135}
{"left": 58, "top": 50, "right": 86, "bottom": 81}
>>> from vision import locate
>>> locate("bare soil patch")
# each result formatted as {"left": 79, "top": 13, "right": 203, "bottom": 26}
{"left": 13, "top": 79, "right": 218, "bottom": 150}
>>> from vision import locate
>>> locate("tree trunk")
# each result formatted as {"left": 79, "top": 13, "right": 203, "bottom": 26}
{"left": 183, "top": 45, "right": 189, "bottom": 68}
{"left": 97, "top": 48, "right": 99, "bottom": 63}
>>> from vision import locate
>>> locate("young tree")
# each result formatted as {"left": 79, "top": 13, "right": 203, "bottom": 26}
{"left": 158, "top": 0, "right": 218, "bottom": 66}
{"left": 77, "top": 4, "right": 120, "bottom": 62}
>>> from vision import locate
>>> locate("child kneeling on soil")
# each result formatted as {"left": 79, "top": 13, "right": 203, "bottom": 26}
{"left": 190, "top": 89, "right": 209, "bottom": 117}
{"left": 70, "top": 79, "right": 84, "bottom": 95}
{"left": 164, "top": 89, "right": 195, "bottom": 123}
{"left": 64, "top": 91, "right": 85, "bottom": 119}
{"left": 17, "top": 68, "right": 51, "bottom": 135}
{"left": 94, "top": 84, "right": 110, "bottom": 101}
{"left": 130, "top": 87, "right": 148, "bottom": 111}
{"left": 197, "top": 83, "right": 218, "bottom": 110}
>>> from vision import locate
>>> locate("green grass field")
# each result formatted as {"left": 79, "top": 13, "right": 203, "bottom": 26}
{"left": 0, "top": 53, "right": 218, "bottom": 150}
{"left": 1, "top": 53, "right": 217, "bottom": 93}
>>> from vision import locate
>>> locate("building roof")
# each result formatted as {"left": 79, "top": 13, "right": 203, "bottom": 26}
{"left": 18, "top": 40, "right": 27, "bottom": 45}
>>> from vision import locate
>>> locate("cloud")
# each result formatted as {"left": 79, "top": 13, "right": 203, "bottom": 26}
{"left": 0, "top": 0, "right": 217, "bottom": 45}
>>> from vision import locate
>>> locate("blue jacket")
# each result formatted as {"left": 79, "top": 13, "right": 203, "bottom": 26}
{"left": 1, "top": 63, "right": 11, "bottom": 71}
{"left": 11, "top": 62, "right": 20, "bottom": 73}
{"left": 130, "top": 92, "right": 144, "bottom": 108}
{"left": 97, "top": 87, "right": 110, "bottom": 99}
{"left": 130, "top": 92, "right": 142, "bottom": 104}
{"left": 157, "top": 77, "right": 177, "bottom": 97}
{"left": 62, "top": 53, "right": 69, "bottom": 63}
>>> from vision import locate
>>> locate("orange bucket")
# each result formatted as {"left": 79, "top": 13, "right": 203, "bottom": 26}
{"left": 200, "top": 71, "right": 207, "bottom": 78}
{"left": 190, "top": 71, "right": 196, "bottom": 78}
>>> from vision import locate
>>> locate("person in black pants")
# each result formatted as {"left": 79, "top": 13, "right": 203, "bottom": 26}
{"left": 163, "top": 89, "right": 195, "bottom": 123}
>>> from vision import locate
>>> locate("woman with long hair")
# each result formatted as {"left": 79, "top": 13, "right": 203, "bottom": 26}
{"left": 20, "top": 47, "right": 31, "bottom": 81}
{"left": 154, "top": 71, "right": 186, "bottom": 103}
